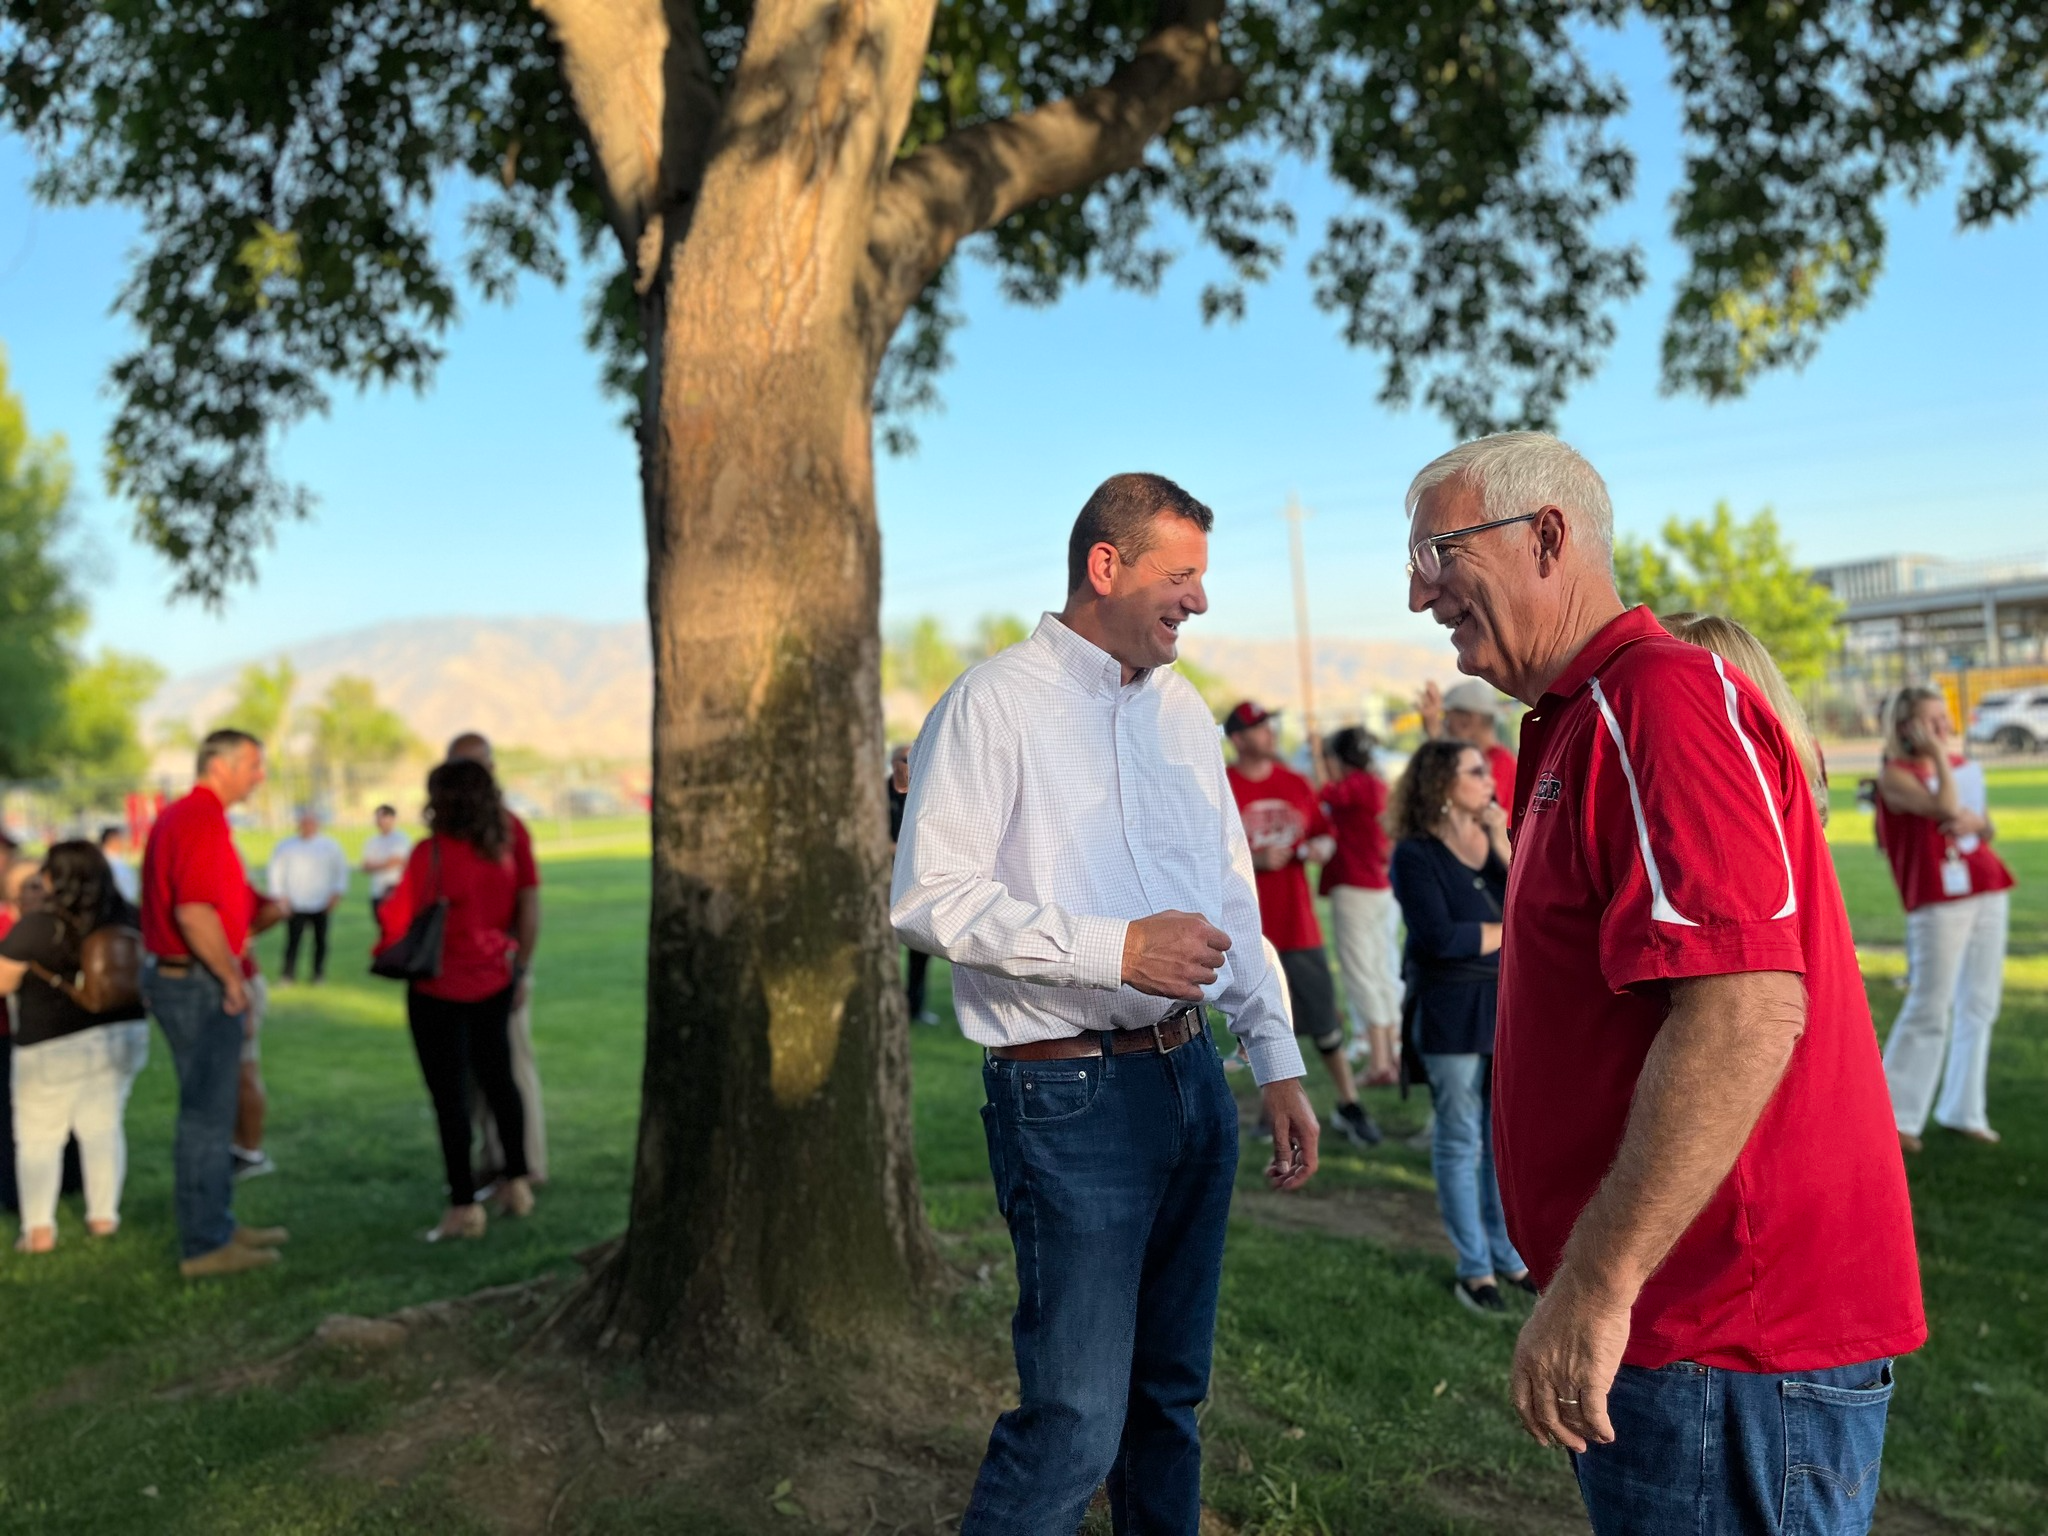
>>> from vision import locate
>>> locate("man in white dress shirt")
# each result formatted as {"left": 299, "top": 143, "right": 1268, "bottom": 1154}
{"left": 892, "top": 472, "right": 1319, "bottom": 1535}
{"left": 359, "top": 804, "right": 411, "bottom": 923}
{"left": 267, "top": 809, "right": 349, "bottom": 983}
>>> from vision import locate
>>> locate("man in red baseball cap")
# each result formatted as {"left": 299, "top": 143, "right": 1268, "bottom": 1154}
{"left": 1405, "top": 431, "right": 1922, "bottom": 1536}
{"left": 1223, "top": 701, "right": 1381, "bottom": 1149}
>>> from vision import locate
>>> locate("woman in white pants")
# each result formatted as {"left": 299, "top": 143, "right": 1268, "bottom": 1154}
{"left": 0, "top": 842, "right": 150, "bottom": 1251}
{"left": 1876, "top": 688, "right": 2015, "bottom": 1151}
{"left": 1318, "top": 727, "right": 1403, "bottom": 1087}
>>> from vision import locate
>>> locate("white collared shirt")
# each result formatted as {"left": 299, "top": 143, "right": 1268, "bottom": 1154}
{"left": 267, "top": 834, "right": 350, "bottom": 913}
{"left": 890, "top": 613, "right": 1306, "bottom": 1086}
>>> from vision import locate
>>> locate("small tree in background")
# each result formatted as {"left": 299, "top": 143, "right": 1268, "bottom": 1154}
{"left": 48, "top": 651, "right": 167, "bottom": 792}
{"left": 1616, "top": 504, "right": 1842, "bottom": 688}
{"left": 214, "top": 658, "right": 298, "bottom": 748}
{"left": 0, "top": 347, "right": 86, "bottom": 778}
{"left": 309, "top": 674, "right": 421, "bottom": 801}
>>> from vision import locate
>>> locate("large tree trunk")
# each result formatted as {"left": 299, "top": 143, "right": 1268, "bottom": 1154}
{"left": 591, "top": 0, "right": 942, "bottom": 1377}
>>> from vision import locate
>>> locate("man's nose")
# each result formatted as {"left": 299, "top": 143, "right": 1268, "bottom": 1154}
{"left": 1408, "top": 568, "right": 1437, "bottom": 614}
{"left": 1183, "top": 578, "right": 1209, "bottom": 616}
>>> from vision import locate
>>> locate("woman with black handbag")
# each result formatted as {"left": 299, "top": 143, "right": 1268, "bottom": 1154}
{"left": 375, "top": 758, "right": 535, "bottom": 1242}
{"left": 1387, "top": 741, "right": 1533, "bottom": 1316}
{"left": 0, "top": 842, "right": 148, "bottom": 1252}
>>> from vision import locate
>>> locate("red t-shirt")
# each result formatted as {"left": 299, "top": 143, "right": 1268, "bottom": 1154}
{"left": 1485, "top": 743, "right": 1517, "bottom": 813}
{"left": 140, "top": 785, "right": 262, "bottom": 960}
{"left": 1319, "top": 769, "right": 1390, "bottom": 893}
{"left": 1227, "top": 761, "right": 1327, "bottom": 952}
{"left": 1498, "top": 608, "right": 1924, "bottom": 1373}
{"left": 375, "top": 833, "right": 524, "bottom": 1001}
{"left": 508, "top": 812, "right": 540, "bottom": 892}
{"left": 1874, "top": 758, "right": 2015, "bottom": 912}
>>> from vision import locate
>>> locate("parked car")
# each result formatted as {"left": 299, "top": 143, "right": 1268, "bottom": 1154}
{"left": 1966, "top": 689, "right": 2048, "bottom": 752}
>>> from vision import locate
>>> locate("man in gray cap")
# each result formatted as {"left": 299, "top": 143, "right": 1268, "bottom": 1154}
{"left": 1420, "top": 678, "right": 1516, "bottom": 813}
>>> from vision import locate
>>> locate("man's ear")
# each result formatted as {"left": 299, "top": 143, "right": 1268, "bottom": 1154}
{"left": 1087, "top": 540, "right": 1123, "bottom": 597}
{"left": 1533, "top": 506, "right": 1567, "bottom": 569}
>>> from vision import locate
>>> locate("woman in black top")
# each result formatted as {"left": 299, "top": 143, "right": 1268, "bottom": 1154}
{"left": 0, "top": 842, "right": 149, "bottom": 1252}
{"left": 1387, "top": 741, "right": 1532, "bottom": 1315}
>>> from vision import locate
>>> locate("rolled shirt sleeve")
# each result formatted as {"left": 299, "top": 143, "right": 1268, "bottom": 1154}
{"left": 1587, "top": 654, "right": 1810, "bottom": 993}
{"left": 891, "top": 680, "right": 1130, "bottom": 991}
{"left": 1207, "top": 750, "right": 1307, "bottom": 1085}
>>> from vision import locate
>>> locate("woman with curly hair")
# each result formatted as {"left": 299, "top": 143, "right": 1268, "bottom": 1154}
{"left": 376, "top": 758, "right": 536, "bottom": 1242}
{"left": 1386, "top": 739, "right": 1531, "bottom": 1315}
{"left": 0, "top": 841, "right": 148, "bottom": 1252}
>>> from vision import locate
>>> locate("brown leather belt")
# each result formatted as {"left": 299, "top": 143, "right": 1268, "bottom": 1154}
{"left": 990, "top": 1006, "right": 1206, "bottom": 1062}
{"left": 150, "top": 957, "right": 194, "bottom": 976}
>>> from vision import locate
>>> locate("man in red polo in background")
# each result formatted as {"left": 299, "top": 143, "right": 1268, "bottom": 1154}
{"left": 141, "top": 729, "right": 287, "bottom": 1279}
{"left": 1224, "top": 702, "right": 1381, "bottom": 1149}
{"left": 1404, "top": 433, "right": 1923, "bottom": 1536}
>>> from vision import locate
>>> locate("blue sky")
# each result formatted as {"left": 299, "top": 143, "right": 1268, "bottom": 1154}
{"left": 1, "top": 18, "right": 2043, "bottom": 679}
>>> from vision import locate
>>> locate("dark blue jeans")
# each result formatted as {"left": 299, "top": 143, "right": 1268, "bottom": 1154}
{"left": 143, "top": 963, "right": 244, "bottom": 1259}
{"left": 1574, "top": 1358, "right": 1895, "bottom": 1536}
{"left": 963, "top": 1033, "right": 1239, "bottom": 1535}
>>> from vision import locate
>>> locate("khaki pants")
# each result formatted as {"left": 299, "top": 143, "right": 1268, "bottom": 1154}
{"left": 475, "top": 981, "right": 547, "bottom": 1182}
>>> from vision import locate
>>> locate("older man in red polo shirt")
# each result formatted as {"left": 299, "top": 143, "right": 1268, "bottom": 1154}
{"left": 1404, "top": 433, "right": 1923, "bottom": 1536}
{"left": 141, "top": 729, "right": 286, "bottom": 1279}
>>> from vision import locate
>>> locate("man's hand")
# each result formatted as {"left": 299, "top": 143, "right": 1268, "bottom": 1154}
{"left": 1260, "top": 1079, "right": 1319, "bottom": 1191}
{"left": 1418, "top": 680, "right": 1444, "bottom": 739}
{"left": 1250, "top": 843, "right": 1294, "bottom": 873}
{"left": 1510, "top": 1268, "right": 1633, "bottom": 1452}
{"left": 222, "top": 972, "right": 250, "bottom": 1018}
{"left": 1122, "top": 912, "right": 1230, "bottom": 1000}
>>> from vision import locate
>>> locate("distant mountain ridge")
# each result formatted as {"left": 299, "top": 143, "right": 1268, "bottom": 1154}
{"left": 143, "top": 616, "right": 1457, "bottom": 762}
{"left": 142, "top": 616, "right": 653, "bottom": 761}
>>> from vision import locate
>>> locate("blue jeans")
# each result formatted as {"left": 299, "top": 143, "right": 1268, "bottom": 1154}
{"left": 1575, "top": 1359, "right": 1895, "bottom": 1535}
{"left": 1421, "top": 1052, "right": 1524, "bottom": 1281}
{"left": 963, "top": 1034, "right": 1239, "bottom": 1535}
{"left": 143, "top": 963, "right": 244, "bottom": 1259}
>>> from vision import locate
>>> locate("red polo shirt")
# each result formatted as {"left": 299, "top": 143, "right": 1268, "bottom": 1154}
{"left": 1874, "top": 758, "right": 2014, "bottom": 912}
{"left": 1498, "top": 608, "right": 1924, "bottom": 1372}
{"left": 140, "top": 785, "right": 262, "bottom": 960}
{"left": 1228, "top": 760, "right": 1328, "bottom": 952}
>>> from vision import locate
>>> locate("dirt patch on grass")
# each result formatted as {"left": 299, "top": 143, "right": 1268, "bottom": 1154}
{"left": 1427, "top": 1469, "right": 1589, "bottom": 1534}
{"left": 1235, "top": 1183, "right": 1453, "bottom": 1257}
{"left": 302, "top": 1275, "right": 1007, "bottom": 1534}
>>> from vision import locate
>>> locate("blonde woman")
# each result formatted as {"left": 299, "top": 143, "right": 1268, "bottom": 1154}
{"left": 1874, "top": 687, "right": 2013, "bottom": 1150}
{"left": 1662, "top": 613, "right": 1828, "bottom": 825}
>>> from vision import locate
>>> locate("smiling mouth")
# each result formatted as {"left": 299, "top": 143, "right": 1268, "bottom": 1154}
{"left": 1158, "top": 614, "right": 1182, "bottom": 640}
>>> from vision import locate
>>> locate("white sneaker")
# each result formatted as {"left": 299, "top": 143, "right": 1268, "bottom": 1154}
{"left": 230, "top": 1148, "right": 277, "bottom": 1182}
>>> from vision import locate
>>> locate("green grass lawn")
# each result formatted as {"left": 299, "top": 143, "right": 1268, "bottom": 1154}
{"left": 3, "top": 774, "right": 2044, "bottom": 1533}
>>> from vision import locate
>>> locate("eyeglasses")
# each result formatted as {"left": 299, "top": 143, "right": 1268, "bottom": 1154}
{"left": 1406, "top": 512, "right": 1539, "bottom": 583}
{"left": 1460, "top": 764, "right": 1494, "bottom": 779}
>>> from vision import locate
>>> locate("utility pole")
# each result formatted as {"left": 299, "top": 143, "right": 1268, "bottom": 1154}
{"left": 1283, "top": 494, "right": 1320, "bottom": 771}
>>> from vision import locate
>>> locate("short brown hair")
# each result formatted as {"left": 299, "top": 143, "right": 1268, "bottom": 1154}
{"left": 1067, "top": 473, "right": 1214, "bottom": 593}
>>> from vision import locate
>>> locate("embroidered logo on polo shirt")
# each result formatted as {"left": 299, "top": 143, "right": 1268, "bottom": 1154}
{"left": 1530, "top": 773, "right": 1564, "bottom": 811}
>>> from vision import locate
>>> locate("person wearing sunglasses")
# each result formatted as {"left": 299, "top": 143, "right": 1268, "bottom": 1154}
{"left": 1404, "top": 431, "right": 1921, "bottom": 1536}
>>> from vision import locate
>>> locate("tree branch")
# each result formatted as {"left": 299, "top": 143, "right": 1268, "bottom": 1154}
{"left": 862, "top": 2, "right": 1241, "bottom": 359}
{"left": 535, "top": 0, "right": 720, "bottom": 292}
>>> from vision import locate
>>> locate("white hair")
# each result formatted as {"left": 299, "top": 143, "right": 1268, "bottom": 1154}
{"left": 1403, "top": 431, "right": 1615, "bottom": 567}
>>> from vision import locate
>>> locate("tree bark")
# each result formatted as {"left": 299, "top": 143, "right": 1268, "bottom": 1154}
{"left": 553, "top": 0, "right": 1239, "bottom": 1377}
{"left": 589, "top": 0, "right": 943, "bottom": 1375}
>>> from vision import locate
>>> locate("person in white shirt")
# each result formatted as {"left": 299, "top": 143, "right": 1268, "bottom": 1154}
{"left": 98, "top": 825, "right": 142, "bottom": 905}
{"left": 360, "top": 804, "right": 411, "bottom": 922}
{"left": 892, "top": 472, "right": 1319, "bottom": 1535}
{"left": 267, "top": 809, "right": 349, "bottom": 983}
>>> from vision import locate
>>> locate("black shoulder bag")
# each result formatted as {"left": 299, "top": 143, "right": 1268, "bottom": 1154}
{"left": 370, "top": 840, "right": 446, "bottom": 981}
